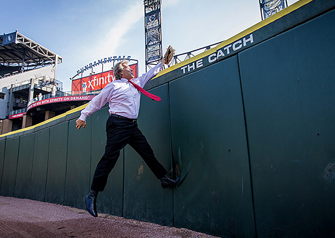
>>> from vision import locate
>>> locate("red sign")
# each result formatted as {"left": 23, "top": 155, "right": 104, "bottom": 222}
{"left": 71, "top": 64, "right": 138, "bottom": 93}
{"left": 27, "top": 95, "right": 95, "bottom": 111}
{"left": 9, "top": 112, "right": 26, "bottom": 119}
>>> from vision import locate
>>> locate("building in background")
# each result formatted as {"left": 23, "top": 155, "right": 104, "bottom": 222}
{"left": 0, "top": 31, "right": 91, "bottom": 134}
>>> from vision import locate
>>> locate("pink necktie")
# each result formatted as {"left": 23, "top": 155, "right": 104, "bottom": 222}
{"left": 128, "top": 80, "right": 161, "bottom": 101}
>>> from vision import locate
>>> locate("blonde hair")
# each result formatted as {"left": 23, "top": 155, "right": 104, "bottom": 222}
{"left": 113, "top": 60, "right": 129, "bottom": 80}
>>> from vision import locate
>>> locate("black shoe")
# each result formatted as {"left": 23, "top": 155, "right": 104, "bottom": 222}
{"left": 85, "top": 192, "right": 97, "bottom": 217}
{"left": 160, "top": 175, "right": 180, "bottom": 189}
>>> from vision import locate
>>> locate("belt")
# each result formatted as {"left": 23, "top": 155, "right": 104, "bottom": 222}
{"left": 110, "top": 114, "right": 137, "bottom": 123}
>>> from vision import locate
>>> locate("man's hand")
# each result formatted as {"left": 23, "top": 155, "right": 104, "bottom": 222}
{"left": 76, "top": 119, "right": 86, "bottom": 129}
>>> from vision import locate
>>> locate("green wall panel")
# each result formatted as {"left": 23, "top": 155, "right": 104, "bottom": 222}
{"left": 123, "top": 84, "right": 173, "bottom": 226}
{"left": 169, "top": 57, "right": 255, "bottom": 237}
{"left": 30, "top": 128, "right": 50, "bottom": 201}
{"left": 239, "top": 10, "right": 335, "bottom": 238}
{"left": 45, "top": 122, "right": 68, "bottom": 204}
{"left": 0, "top": 140, "right": 5, "bottom": 188}
{"left": 91, "top": 108, "right": 124, "bottom": 216}
{"left": 14, "top": 133, "right": 35, "bottom": 198}
{"left": 1, "top": 138, "right": 19, "bottom": 196}
{"left": 64, "top": 118, "right": 92, "bottom": 209}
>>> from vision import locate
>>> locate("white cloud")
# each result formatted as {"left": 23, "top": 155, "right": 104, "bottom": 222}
{"left": 91, "top": 1, "right": 144, "bottom": 59}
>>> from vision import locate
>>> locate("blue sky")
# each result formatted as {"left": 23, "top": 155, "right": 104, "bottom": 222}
{"left": 1, "top": 0, "right": 298, "bottom": 91}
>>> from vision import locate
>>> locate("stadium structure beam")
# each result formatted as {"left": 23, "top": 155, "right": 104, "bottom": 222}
{"left": 15, "top": 32, "right": 61, "bottom": 63}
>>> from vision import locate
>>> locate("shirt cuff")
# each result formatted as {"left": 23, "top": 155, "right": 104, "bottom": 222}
{"left": 79, "top": 113, "right": 88, "bottom": 121}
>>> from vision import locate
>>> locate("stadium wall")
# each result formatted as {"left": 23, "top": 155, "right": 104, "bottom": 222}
{"left": 0, "top": 0, "right": 335, "bottom": 237}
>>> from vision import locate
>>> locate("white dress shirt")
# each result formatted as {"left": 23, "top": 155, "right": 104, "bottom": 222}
{"left": 79, "top": 62, "right": 163, "bottom": 121}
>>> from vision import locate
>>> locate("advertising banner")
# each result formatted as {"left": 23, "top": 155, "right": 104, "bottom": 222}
{"left": 71, "top": 64, "right": 138, "bottom": 93}
{"left": 260, "top": 0, "right": 287, "bottom": 19}
{"left": 27, "top": 95, "right": 95, "bottom": 111}
{"left": 9, "top": 112, "right": 26, "bottom": 120}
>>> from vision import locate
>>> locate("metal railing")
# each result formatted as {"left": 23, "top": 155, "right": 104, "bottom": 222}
{"left": 9, "top": 108, "right": 26, "bottom": 116}
{"left": 166, "top": 41, "right": 223, "bottom": 67}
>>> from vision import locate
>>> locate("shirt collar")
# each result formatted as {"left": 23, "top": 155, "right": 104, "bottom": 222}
{"left": 119, "top": 78, "right": 128, "bottom": 82}
{"left": 120, "top": 77, "right": 134, "bottom": 82}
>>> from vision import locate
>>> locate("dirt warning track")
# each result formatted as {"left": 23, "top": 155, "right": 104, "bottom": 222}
{"left": 0, "top": 196, "right": 218, "bottom": 238}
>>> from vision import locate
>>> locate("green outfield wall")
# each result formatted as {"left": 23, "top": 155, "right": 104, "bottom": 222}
{"left": 1, "top": 0, "right": 334, "bottom": 237}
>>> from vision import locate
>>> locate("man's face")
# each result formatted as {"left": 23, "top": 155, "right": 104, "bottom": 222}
{"left": 120, "top": 64, "right": 134, "bottom": 80}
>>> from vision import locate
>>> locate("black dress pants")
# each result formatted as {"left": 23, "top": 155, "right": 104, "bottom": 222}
{"left": 91, "top": 115, "right": 168, "bottom": 192}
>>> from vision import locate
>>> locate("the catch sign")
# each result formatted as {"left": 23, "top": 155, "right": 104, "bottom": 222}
{"left": 71, "top": 64, "right": 138, "bottom": 93}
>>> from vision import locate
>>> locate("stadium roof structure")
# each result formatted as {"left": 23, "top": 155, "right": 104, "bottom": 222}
{"left": 0, "top": 31, "right": 62, "bottom": 69}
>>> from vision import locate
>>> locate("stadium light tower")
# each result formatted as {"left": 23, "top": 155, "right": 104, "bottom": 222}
{"left": 143, "top": 0, "right": 162, "bottom": 72}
